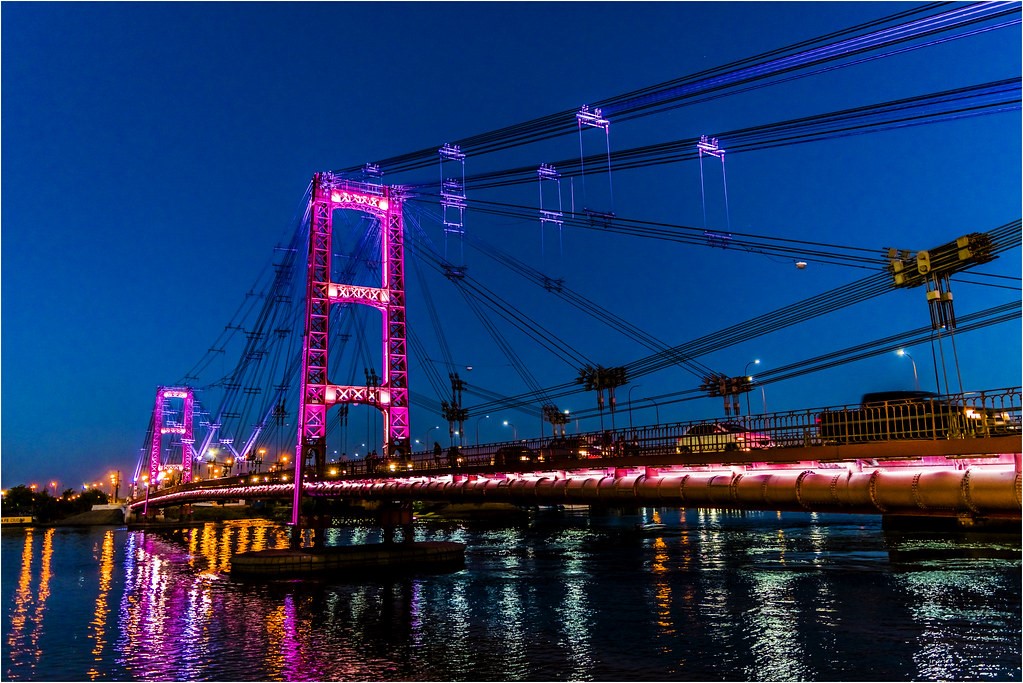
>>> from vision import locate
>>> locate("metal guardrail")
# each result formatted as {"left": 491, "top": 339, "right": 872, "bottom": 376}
{"left": 398, "top": 386, "right": 1022, "bottom": 468}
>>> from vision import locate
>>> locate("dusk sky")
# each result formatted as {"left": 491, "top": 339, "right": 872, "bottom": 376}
{"left": 2, "top": 2, "right": 1020, "bottom": 491}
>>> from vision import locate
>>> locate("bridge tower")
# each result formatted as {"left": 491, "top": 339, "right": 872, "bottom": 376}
{"left": 292, "top": 174, "right": 410, "bottom": 529}
{"left": 147, "top": 386, "right": 195, "bottom": 488}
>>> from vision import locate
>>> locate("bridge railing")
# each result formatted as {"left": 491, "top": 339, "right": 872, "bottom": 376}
{"left": 401, "top": 386, "right": 1021, "bottom": 466}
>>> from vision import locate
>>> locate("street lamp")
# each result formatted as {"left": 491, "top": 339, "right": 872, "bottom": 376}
{"left": 475, "top": 415, "right": 491, "bottom": 446}
{"left": 896, "top": 349, "right": 920, "bottom": 391}
{"left": 628, "top": 385, "right": 642, "bottom": 430}
{"left": 644, "top": 397, "right": 661, "bottom": 424}
{"left": 743, "top": 359, "right": 760, "bottom": 416}
{"left": 503, "top": 420, "right": 517, "bottom": 440}
{"left": 109, "top": 471, "right": 122, "bottom": 503}
{"left": 422, "top": 425, "right": 439, "bottom": 448}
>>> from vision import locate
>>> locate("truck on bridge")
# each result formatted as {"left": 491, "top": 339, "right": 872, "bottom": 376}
{"left": 817, "top": 390, "right": 1018, "bottom": 445}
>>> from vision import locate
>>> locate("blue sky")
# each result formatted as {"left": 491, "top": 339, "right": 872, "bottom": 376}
{"left": 2, "top": 2, "right": 1020, "bottom": 490}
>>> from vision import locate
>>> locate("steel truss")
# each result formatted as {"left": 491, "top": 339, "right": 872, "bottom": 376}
{"left": 148, "top": 386, "right": 195, "bottom": 489}
{"left": 293, "top": 174, "right": 410, "bottom": 527}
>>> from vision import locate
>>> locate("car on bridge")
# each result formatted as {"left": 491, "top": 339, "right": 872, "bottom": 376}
{"left": 543, "top": 436, "right": 603, "bottom": 461}
{"left": 676, "top": 422, "right": 774, "bottom": 453}
{"left": 491, "top": 445, "right": 546, "bottom": 467}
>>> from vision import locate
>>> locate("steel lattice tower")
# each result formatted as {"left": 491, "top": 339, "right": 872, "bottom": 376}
{"left": 148, "top": 386, "right": 195, "bottom": 488}
{"left": 292, "top": 174, "right": 410, "bottom": 527}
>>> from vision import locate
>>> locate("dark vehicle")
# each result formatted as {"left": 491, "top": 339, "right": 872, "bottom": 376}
{"left": 817, "top": 391, "right": 1015, "bottom": 444}
{"left": 491, "top": 445, "right": 545, "bottom": 467}
{"left": 676, "top": 422, "right": 774, "bottom": 453}
{"left": 543, "top": 436, "right": 603, "bottom": 461}
{"left": 862, "top": 390, "right": 938, "bottom": 405}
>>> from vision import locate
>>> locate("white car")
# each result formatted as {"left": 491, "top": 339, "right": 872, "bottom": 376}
{"left": 676, "top": 422, "right": 774, "bottom": 453}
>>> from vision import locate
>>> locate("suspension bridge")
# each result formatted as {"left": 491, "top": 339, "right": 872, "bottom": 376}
{"left": 128, "top": 2, "right": 1021, "bottom": 541}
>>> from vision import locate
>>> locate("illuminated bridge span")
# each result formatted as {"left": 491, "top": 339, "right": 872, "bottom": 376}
{"left": 132, "top": 386, "right": 1022, "bottom": 522}
{"left": 133, "top": 4, "right": 1023, "bottom": 541}
{"left": 131, "top": 458, "right": 1021, "bottom": 521}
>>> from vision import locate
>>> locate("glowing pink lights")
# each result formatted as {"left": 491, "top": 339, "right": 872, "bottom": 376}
{"left": 148, "top": 386, "right": 195, "bottom": 510}
{"left": 329, "top": 190, "right": 388, "bottom": 212}
{"left": 131, "top": 461, "right": 1021, "bottom": 520}
{"left": 294, "top": 176, "right": 409, "bottom": 530}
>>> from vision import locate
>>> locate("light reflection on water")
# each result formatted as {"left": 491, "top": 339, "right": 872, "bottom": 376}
{"left": 1, "top": 512, "right": 1020, "bottom": 681}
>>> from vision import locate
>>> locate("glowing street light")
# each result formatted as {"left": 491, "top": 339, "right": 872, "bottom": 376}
{"left": 503, "top": 420, "right": 517, "bottom": 440}
{"left": 896, "top": 349, "right": 920, "bottom": 391}
{"left": 422, "top": 426, "right": 439, "bottom": 446}
{"left": 744, "top": 359, "right": 760, "bottom": 415}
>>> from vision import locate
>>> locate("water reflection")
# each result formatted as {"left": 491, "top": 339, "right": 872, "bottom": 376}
{"left": 745, "top": 570, "right": 809, "bottom": 680}
{"left": 87, "top": 530, "right": 115, "bottom": 678}
{"left": 28, "top": 529, "right": 53, "bottom": 668}
{"left": 7, "top": 530, "right": 35, "bottom": 674}
{"left": 2, "top": 512, "right": 1019, "bottom": 681}
{"left": 558, "top": 538, "right": 594, "bottom": 679}
{"left": 893, "top": 542, "right": 1023, "bottom": 680}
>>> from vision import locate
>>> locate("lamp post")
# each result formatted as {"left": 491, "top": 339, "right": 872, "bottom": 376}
{"left": 423, "top": 425, "right": 439, "bottom": 448}
{"left": 628, "top": 384, "right": 642, "bottom": 430}
{"left": 475, "top": 415, "right": 490, "bottom": 446}
{"left": 109, "top": 471, "right": 121, "bottom": 503}
{"left": 896, "top": 349, "right": 920, "bottom": 391}
{"left": 743, "top": 359, "right": 760, "bottom": 416}
{"left": 207, "top": 447, "right": 218, "bottom": 481}
{"left": 645, "top": 397, "right": 661, "bottom": 424}
{"left": 503, "top": 420, "right": 517, "bottom": 440}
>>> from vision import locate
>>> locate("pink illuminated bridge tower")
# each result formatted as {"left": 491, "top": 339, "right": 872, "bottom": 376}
{"left": 292, "top": 174, "right": 410, "bottom": 527}
{"left": 147, "top": 386, "right": 195, "bottom": 489}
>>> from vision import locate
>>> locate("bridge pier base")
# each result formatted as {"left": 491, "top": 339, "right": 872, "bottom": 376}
{"left": 380, "top": 501, "right": 415, "bottom": 545}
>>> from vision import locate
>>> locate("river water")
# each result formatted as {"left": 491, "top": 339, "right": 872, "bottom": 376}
{"left": 2, "top": 509, "right": 1020, "bottom": 681}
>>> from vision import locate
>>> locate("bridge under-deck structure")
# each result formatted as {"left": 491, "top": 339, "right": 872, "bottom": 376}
{"left": 131, "top": 429, "right": 1022, "bottom": 526}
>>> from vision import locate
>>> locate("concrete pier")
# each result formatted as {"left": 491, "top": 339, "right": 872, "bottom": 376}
{"left": 230, "top": 540, "right": 466, "bottom": 578}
